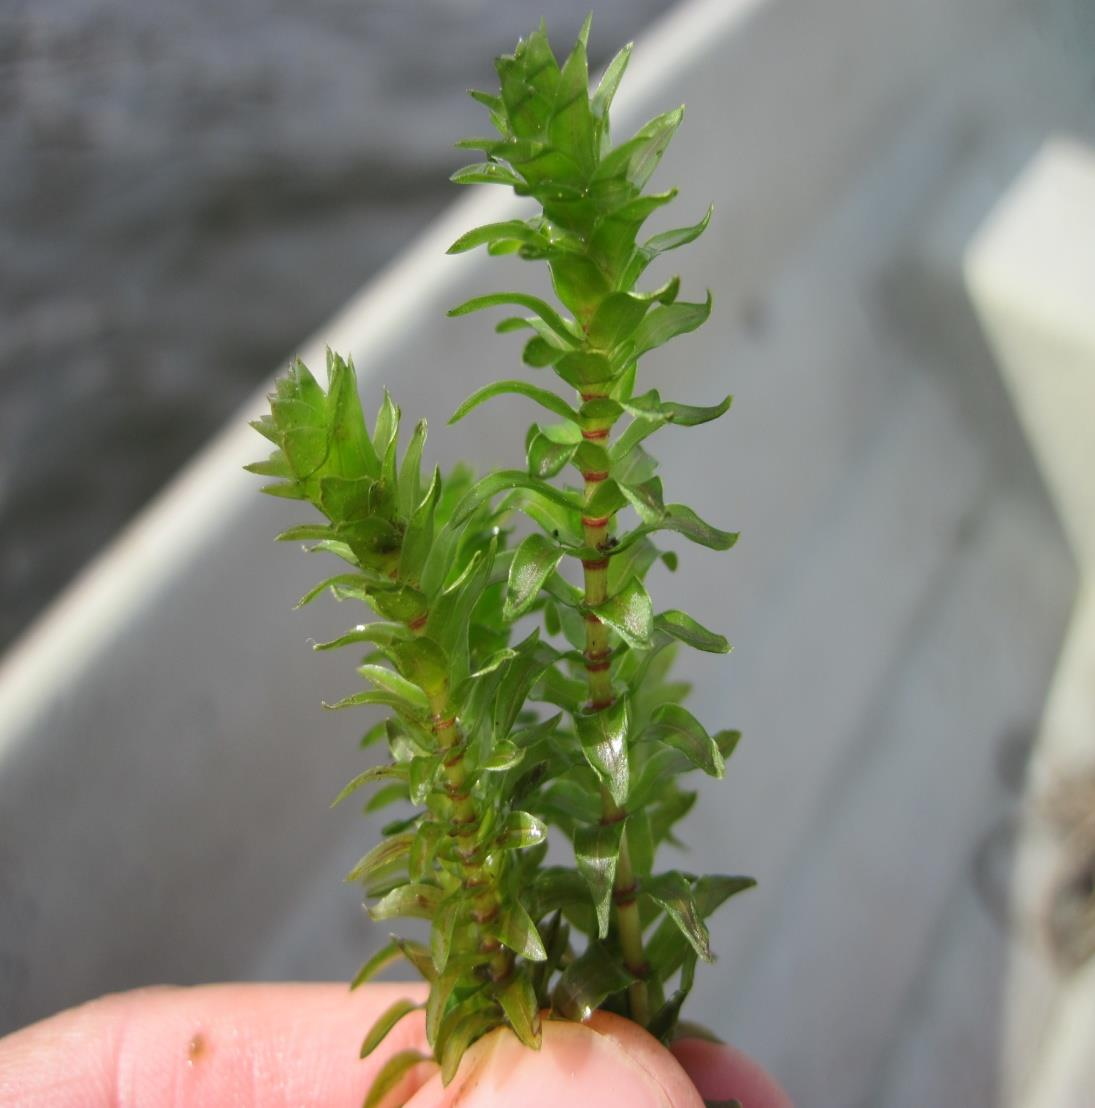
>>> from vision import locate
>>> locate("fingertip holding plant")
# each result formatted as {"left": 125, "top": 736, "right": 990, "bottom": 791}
{"left": 251, "top": 14, "right": 754, "bottom": 1105}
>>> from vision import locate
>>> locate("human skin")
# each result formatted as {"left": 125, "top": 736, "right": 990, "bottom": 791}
{"left": 0, "top": 982, "right": 793, "bottom": 1107}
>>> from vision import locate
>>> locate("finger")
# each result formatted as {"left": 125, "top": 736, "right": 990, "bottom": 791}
{"left": 670, "top": 1037, "right": 793, "bottom": 1108}
{"left": 0, "top": 981, "right": 433, "bottom": 1108}
{"left": 404, "top": 1010, "right": 706, "bottom": 1108}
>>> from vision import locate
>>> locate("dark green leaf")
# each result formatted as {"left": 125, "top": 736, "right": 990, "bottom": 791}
{"left": 575, "top": 698, "right": 630, "bottom": 806}
{"left": 655, "top": 610, "right": 730, "bottom": 654}
{"left": 575, "top": 818, "right": 625, "bottom": 937}
{"left": 359, "top": 997, "right": 423, "bottom": 1058}
{"left": 350, "top": 940, "right": 404, "bottom": 990}
{"left": 553, "top": 945, "right": 634, "bottom": 1020}
{"left": 497, "top": 971, "right": 542, "bottom": 1049}
{"left": 645, "top": 704, "right": 725, "bottom": 778}
{"left": 647, "top": 875, "right": 756, "bottom": 979}
{"left": 363, "top": 1050, "right": 431, "bottom": 1108}
{"left": 644, "top": 871, "right": 713, "bottom": 961}
{"left": 439, "top": 1005, "right": 497, "bottom": 1085}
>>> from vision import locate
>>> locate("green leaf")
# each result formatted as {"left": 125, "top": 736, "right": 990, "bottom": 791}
{"left": 575, "top": 819, "right": 625, "bottom": 937}
{"left": 369, "top": 882, "right": 443, "bottom": 922}
{"left": 331, "top": 763, "right": 407, "bottom": 808}
{"left": 589, "top": 577, "right": 653, "bottom": 648}
{"left": 497, "top": 971, "right": 542, "bottom": 1049}
{"left": 632, "top": 293, "right": 712, "bottom": 358}
{"left": 450, "top": 380, "right": 579, "bottom": 426}
{"left": 452, "top": 470, "right": 580, "bottom": 526}
{"left": 591, "top": 39, "right": 632, "bottom": 123}
{"left": 448, "top": 292, "right": 577, "bottom": 345}
{"left": 397, "top": 419, "right": 427, "bottom": 517}
{"left": 363, "top": 1049, "right": 431, "bottom": 1108}
{"left": 431, "top": 895, "right": 462, "bottom": 974}
{"left": 350, "top": 940, "right": 404, "bottom": 990}
{"left": 645, "top": 704, "right": 725, "bottom": 778}
{"left": 595, "top": 107, "right": 684, "bottom": 190}
{"left": 655, "top": 610, "right": 730, "bottom": 654}
{"left": 451, "top": 161, "right": 525, "bottom": 187}
{"left": 359, "top": 997, "right": 423, "bottom": 1058}
{"left": 553, "top": 945, "right": 634, "bottom": 1020}
{"left": 526, "top": 425, "right": 577, "bottom": 478}
{"left": 389, "top": 638, "right": 449, "bottom": 699}
{"left": 493, "top": 902, "right": 547, "bottom": 961}
{"left": 575, "top": 698, "right": 630, "bottom": 806}
{"left": 644, "top": 871, "right": 714, "bottom": 961}
{"left": 497, "top": 810, "right": 547, "bottom": 851}
{"left": 357, "top": 665, "right": 431, "bottom": 713}
{"left": 439, "top": 1005, "right": 497, "bottom": 1085}
{"left": 504, "top": 532, "right": 565, "bottom": 621}
{"left": 647, "top": 952, "right": 697, "bottom": 1042}
{"left": 642, "top": 205, "right": 713, "bottom": 257}
{"left": 346, "top": 832, "right": 415, "bottom": 885}
{"left": 647, "top": 875, "right": 756, "bottom": 979}
{"left": 447, "top": 219, "right": 548, "bottom": 255}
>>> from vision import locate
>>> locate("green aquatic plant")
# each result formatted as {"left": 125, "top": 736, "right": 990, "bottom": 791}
{"left": 249, "top": 15, "right": 751, "bottom": 1098}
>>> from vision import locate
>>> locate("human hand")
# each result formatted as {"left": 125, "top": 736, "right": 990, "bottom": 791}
{"left": 0, "top": 982, "right": 792, "bottom": 1107}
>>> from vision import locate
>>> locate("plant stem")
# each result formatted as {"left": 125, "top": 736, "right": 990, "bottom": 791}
{"left": 425, "top": 665, "right": 513, "bottom": 984}
{"left": 580, "top": 422, "right": 650, "bottom": 1026}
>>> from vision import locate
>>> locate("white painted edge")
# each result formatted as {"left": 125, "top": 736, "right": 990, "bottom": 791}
{"left": 0, "top": 0, "right": 772, "bottom": 749}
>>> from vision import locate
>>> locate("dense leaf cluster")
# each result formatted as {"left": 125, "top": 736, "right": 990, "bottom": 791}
{"left": 251, "top": 17, "right": 751, "bottom": 1096}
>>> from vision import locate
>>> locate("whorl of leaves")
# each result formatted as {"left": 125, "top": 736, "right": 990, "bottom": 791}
{"left": 250, "top": 16, "right": 752, "bottom": 1088}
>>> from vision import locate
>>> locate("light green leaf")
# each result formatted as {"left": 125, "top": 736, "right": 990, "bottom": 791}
{"left": 450, "top": 380, "right": 579, "bottom": 426}
{"left": 331, "top": 763, "right": 407, "bottom": 808}
{"left": 493, "top": 902, "right": 547, "bottom": 961}
{"left": 448, "top": 292, "right": 577, "bottom": 345}
{"left": 357, "top": 665, "right": 431, "bottom": 713}
{"left": 369, "top": 882, "right": 443, "bottom": 922}
{"left": 431, "top": 894, "right": 462, "bottom": 973}
{"left": 497, "top": 810, "right": 547, "bottom": 851}
{"left": 447, "top": 220, "right": 548, "bottom": 255}
{"left": 632, "top": 293, "right": 712, "bottom": 358}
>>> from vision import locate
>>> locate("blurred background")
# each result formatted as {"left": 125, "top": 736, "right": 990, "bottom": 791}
{"left": 0, "top": 0, "right": 673, "bottom": 653}
{"left": 2, "top": 2, "right": 1095, "bottom": 1106}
